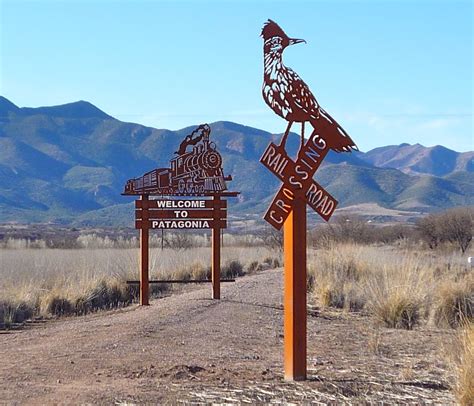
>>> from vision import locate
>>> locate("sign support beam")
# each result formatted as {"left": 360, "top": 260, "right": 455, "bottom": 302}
{"left": 283, "top": 198, "right": 307, "bottom": 381}
{"left": 139, "top": 195, "right": 150, "bottom": 306}
{"left": 212, "top": 194, "right": 221, "bottom": 299}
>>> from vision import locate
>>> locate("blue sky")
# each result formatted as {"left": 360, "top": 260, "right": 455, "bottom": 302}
{"left": 1, "top": 0, "right": 472, "bottom": 152}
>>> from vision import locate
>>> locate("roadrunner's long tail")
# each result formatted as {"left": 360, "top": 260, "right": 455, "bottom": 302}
{"left": 311, "top": 108, "right": 358, "bottom": 153}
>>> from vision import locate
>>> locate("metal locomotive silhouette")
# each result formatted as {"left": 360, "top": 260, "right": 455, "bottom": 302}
{"left": 123, "top": 124, "right": 232, "bottom": 196}
{"left": 122, "top": 123, "right": 238, "bottom": 305}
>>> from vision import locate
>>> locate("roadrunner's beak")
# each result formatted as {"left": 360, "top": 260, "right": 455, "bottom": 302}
{"left": 289, "top": 38, "right": 306, "bottom": 46}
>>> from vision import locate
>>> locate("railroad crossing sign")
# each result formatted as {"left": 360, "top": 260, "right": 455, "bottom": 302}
{"left": 123, "top": 124, "right": 239, "bottom": 304}
{"left": 259, "top": 19, "right": 358, "bottom": 381}
{"left": 260, "top": 129, "right": 339, "bottom": 382}
{"left": 260, "top": 130, "right": 338, "bottom": 229}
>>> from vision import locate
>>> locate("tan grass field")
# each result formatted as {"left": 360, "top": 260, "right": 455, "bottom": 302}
{"left": 0, "top": 239, "right": 472, "bottom": 403}
{"left": 0, "top": 243, "right": 279, "bottom": 322}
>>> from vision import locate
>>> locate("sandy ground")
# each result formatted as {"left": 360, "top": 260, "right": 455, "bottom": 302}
{"left": 0, "top": 269, "right": 456, "bottom": 404}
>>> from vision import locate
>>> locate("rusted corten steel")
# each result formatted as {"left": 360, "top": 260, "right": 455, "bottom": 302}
{"left": 260, "top": 20, "right": 358, "bottom": 381}
{"left": 122, "top": 124, "right": 239, "bottom": 305}
{"left": 261, "top": 19, "right": 358, "bottom": 153}
{"left": 284, "top": 199, "right": 307, "bottom": 380}
{"left": 135, "top": 209, "right": 223, "bottom": 220}
{"left": 211, "top": 194, "right": 222, "bottom": 299}
{"left": 139, "top": 195, "right": 150, "bottom": 306}
{"left": 136, "top": 199, "right": 227, "bottom": 209}
{"left": 123, "top": 124, "right": 234, "bottom": 196}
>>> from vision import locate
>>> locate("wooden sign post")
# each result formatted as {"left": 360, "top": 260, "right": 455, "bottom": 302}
{"left": 123, "top": 124, "right": 238, "bottom": 304}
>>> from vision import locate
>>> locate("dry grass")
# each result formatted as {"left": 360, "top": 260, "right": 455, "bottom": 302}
{"left": 308, "top": 244, "right": 368, "bottom": 312}
{"left": 431, "top": 278, "right": 473, "bottom": 328}
{"left": 308, "top": 243, "right": 473, "bottom": 330}
{"left": 0, "top": 245, "right": 280, "bottom": 327}
{"left": 454, "top": 322, "right": 474, "bottom": 405}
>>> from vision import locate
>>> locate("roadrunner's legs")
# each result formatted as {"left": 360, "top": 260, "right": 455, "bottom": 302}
{"left": 279, "top": 121, "right": 293, "bottom": 149}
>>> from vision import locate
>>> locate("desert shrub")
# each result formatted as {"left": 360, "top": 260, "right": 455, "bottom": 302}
{"left": 370, "top": 292, "right": 421, "bottom": 330}
{"left": 0, "top": 301, "right": 35, "bottom": 327}
{"left": 247, "top": 261, "right": 260, "bottom": 273}
{"left": 43, "top": 296, "right": 73, "bottom": 316}
{"left": 453, "top": 322, "right": 474, "bottom": 406}
{"left": 263, "top": 257, "right": 273, "bottom": 265}
{"left": 222, "top": 260, "right": 245, "bottom": 279}
{"left": 431, "top": 279, "right": 473, "bottom": 328}
{"left": 311, "top": 219, "right": 417, "bottom": 248}
{"left": 366, "top": 262, "right": 427, "bottom": 330}
{"left": 165, "top": 233, "right": 195, "bottom": 250}
{"left": 308, "top": 244, "right": 369, "bottom": 312}
{"left": 318, "top": 283, "right": 345, "bottom": 309}
{"left": 260, "top": 257, "right": 281, "bottom": 268}
{"left": 71, "top": 280, "right": 135, "bottom": 315}
{"left": 189, "top": 263, "right": 211, "bottom": 280}
{"left": 343, "top": 286, "right": 366, "bottom": 312}
{"left": 172, "top": 266, "right": 193, "bottom": 281}
{"left": 125, "top": 282, "right": 169, "bottom": 301}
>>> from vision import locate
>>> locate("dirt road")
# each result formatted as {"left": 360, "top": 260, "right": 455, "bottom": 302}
{"left": 0, "top": 269, "right": 455, "bottom": 404}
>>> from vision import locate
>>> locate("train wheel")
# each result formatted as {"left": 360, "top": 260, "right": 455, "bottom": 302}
{"left": 178, "top": 179, "right": 185, "bottom": 194}
{"left": 186, "top": 179, "right": 194, "bottom": 193}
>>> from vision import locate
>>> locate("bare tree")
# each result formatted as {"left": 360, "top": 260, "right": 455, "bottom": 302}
{"left": 329, "top": 215, "right": 371, "bottom": 244}
{"left": 438, "top": 207, "right": 473, "bottom": 253}
{"left": 417, "top": 207, "right": 473, "bottom": 253}
{"left": 164, "top": 232, "right": 194, "bottom": 250}
{"left": 259, "top": 227, "right": 283, "bottom": 252}
{"left": 417, "top": 214, "right": 442, "bottom": 249}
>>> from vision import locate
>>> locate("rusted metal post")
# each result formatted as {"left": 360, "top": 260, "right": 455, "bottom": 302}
{"left": 140, "top": 195, "right": 150, "bottom": 306}
{"left": 212, "top": 195, "right": 221, "bottom": 299}
{"left": 283, "top": 198, "right": 307, "bottom": 381}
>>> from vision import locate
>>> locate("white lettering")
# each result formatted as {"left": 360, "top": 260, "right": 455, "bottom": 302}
{"left": 269, "top": 211, "right": 283, "bottom": 224}
{"left": 149, "top": 219, "right": 213, "bottom": 229}
{"left": 322, "top": 200, "right": 335, "bottom": 216}
{"left": 262, "top": 144, "right": 276, "bottom": 165}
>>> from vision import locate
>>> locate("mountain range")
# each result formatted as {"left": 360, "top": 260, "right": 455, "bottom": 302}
{"left": 0, "top": 96, "right": 472, "bottom": 227}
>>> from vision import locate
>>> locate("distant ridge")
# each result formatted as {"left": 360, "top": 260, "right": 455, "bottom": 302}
{"left": 0, "top": 96, "right": 20, "bottom": 116}
{"left": 0, "top": 96, "right": 472, "bottom": 225}
{"left": 362, "top": 143, "right": 473, "bottom": 176}
{"left": 20, "top": 100, "right": 112, "bottom": 119}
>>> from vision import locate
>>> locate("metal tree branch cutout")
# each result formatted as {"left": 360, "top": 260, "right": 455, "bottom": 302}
{"left": 260, "top": 19, "right": 358, "bottom": 381}
{"left": 123, "top": 124, "right": 239, "bottom": 304}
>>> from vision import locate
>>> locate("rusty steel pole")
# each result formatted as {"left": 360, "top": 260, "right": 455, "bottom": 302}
{"left": 283, "top": 198, "right": 307, "bottom": 380}
{"left": 140, "top": 195, "right": 150, "bottom": 306}
{"left": 211, "top": 195, "right": 221, "bottom": 300}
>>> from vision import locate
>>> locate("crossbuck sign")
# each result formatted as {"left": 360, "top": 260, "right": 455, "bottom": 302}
{"left": 260, "top": 131, "right": 338, "bottom": 229}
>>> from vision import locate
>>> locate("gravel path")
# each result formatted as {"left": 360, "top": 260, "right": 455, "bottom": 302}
{"left": 0, "top": 269, "right": 455, "bottom": 404}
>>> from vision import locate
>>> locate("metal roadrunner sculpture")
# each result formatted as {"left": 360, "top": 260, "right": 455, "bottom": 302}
{"left": 261, "top": 19, "right": 358, "bottom": 153}
{"left": 124, "top": 124, "right": 232, "bottom": 196}
{"left": 259, "top": 20, "right": 359, "bottom": 382}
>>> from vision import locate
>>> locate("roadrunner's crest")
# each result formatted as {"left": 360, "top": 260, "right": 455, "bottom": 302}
{"left": 261, "top": 19, "right": 358, "bottom": 153}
